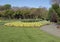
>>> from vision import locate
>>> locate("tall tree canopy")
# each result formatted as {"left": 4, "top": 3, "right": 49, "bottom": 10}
{"left": 3, "top": 4, "right": 11, "bottom": 10}
{"left": 49, "top": 0, "right": 60, "bottom": 22}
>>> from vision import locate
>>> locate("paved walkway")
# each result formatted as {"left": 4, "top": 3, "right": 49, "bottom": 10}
{"left": 40, "top": 23, "right": 60, "bottom": 37}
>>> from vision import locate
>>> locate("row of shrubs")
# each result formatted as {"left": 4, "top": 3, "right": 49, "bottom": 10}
{"left": 4, "top": 21, "right": 50, "bottom": 27}
{"left": 20, "top": 19, "right": 43, "bottom": 22}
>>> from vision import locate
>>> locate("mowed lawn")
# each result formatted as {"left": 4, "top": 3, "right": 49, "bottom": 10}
{"left": 0, "top": 21, "right": 60, "bottom": 42}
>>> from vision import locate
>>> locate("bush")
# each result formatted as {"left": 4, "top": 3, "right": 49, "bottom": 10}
{"left": 20, "top": 19, "right": 43, "bottom": 22}
{"left": 4, "top": 21, "right": 50, "bottom": 27}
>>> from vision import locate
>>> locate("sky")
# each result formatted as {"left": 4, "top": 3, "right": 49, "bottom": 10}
{"left": 0, "top": 0, "right": 51, "bottom": 9}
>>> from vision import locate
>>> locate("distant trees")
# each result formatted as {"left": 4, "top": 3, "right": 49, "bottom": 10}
{"left": 0, "top": 1, "right": 60, "bottom": 23}
{"left": 0, "top": 4, "right": 48, "bottom": 20}
{"left": 3, "top": 9, "right": 14, "bottom": 19}
{"left": 0, "top": 4, "right": 11, "bottom": 11}
{"left": 3, "top": 4, "right": 11, "bottom": 10}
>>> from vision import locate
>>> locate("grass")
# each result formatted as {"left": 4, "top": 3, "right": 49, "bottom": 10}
{"left": 0, "top": 20, "right": 60, "bottom": 42}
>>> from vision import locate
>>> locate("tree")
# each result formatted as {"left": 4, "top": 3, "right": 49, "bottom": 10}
{"left": 38, "top": 8, "right": 48, "bottom": 20}
{"left": 56, "top": 7, "right": 60, "bottom": 17}
{"left": 0, "top": 6, "right": 4, "bottom": 11}
{"left": 3, "top": 9, "right": 14, "bottom": 19}
{"left": 14, "top": 10, "right": 21, "bottom": 19}
{"left": 0, "top": 4, "right": 11, "bottom": 11}
{"left": 52, "top": 3, "right": 59, "bottom": 13}
{"left": 30, "top": 8, "right": 48, "bottom": 19}
{"left": 49, "top": 8, "right": 58, "bottom": 22}
{"left": 50, "top": 0, "right": 60, "bottom": 23}
{"left": 3, "top": 4, "right": 11, "bottom": 10}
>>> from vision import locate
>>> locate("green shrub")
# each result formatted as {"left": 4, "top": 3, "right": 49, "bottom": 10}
{"left": 20, "top": 19, "right": 43, "bottom": 22}
{"left": 4, "top": 21, "right": 50, "bottom": 27}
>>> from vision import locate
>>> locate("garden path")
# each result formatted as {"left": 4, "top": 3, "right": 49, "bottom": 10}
{"left": 40, "top": 23, "right": 60, "bottom": 37}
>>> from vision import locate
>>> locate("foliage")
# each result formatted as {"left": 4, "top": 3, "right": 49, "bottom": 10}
{"left": 4, "top": 21, "right": 50, "bottom": 27}
{"left": 49, "top": 8, "right": 58, "bottom": 22}
{"left": 3, "top": 4, "right": 11, "bottom": 10}
{"left": 3, "top": 9, "right": 14, "bottom": 19}
{"left": 20, "top": 19, "right": 42, "bottom": 22}
{"left": 49, "top": 3, "right": 60, "bottom": 22}
{"left": 0, "top": 4, "right": 11, "bottom": 11}
{"left": 0, "top": 4, "right": 48, "bottom": 20}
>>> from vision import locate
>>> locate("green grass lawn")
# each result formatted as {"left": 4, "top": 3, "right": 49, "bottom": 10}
{"left": 0, "top": 20, "right": 60, "bottom": 42}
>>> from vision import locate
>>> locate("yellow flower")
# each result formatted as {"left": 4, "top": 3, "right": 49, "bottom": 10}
{"left": 4, "top": 21, "right": 50, "bottom": 27}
